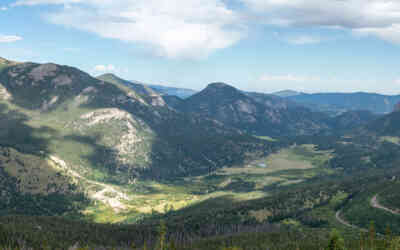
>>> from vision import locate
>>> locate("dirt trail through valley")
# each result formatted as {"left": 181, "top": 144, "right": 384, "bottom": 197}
{"left": 334, "top": 194, "right": 399, "bottom": 233}
{"left": 49, "top": 155, "right": 130, "bottom": 212}
{"left": 371, "top": 195, "right": 400, "bottom": 215}
{"left": 335, "top": 210, "right": 367, "bottom": 232}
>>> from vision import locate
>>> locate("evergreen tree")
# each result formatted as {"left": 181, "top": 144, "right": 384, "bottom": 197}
{"left": 327, "top": 229, "right": 345, "bottom": 250}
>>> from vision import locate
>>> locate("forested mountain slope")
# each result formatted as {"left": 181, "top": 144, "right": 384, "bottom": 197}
{"left": 0, "top": 58, "right": 274, "bottom": 216}
{"left": 177, "top": 82, "right": 332, "bottom": 136}
{"left": 366, "top": 109, "right": 400, "bottom": 136}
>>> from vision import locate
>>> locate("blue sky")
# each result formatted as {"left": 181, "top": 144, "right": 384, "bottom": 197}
{"left": 1, "top": 0, "right": 400, "bottom": 94}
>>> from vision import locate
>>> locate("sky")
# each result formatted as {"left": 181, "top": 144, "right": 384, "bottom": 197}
{"left": 1, "top": 0, "right": 400, "bottom": 94}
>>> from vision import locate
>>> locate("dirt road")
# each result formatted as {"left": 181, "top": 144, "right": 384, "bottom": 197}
{"left": 335, "top": 210, "right": 367, "bottom": 232}
{"left": 371, "top": 195, "right": 400, "bottom": 215}
{"left": 50, "top": 155, "right": 131, "bottom": 212}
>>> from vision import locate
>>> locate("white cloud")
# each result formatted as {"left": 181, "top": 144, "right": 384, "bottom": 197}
{"left": 0, "top": 35, "right": 23, "bottom": 43}
{"left": 395, "top": 78, "right": 400, "bottom": 85}
{"left": 355, "top": 24, "right": 400, "bottom": 44}
{"left": 260, "top": 74, "right": 320, "bottom": 82}
{"left": 14, "top": 0, "right": 244, "bottom": 59}
{"left": 93, "top": 64, "right": 116, "bottom": 72}
{"left": 241, "top": 0, "right": 400, "bottom": 45}
{"left": 274, "top": 33, "right": 322, "bottom": 45}
{"left": 13, "top": 0, "right": 82, "bottom": 6}
{"left": 13, "top": 0, "right": 400, "bottom": 55}
{"left": 0, "top": 7, "right": 8, "bottom": 11}
{"left": 285, "top": 35, "right": 321, "bottom": 45}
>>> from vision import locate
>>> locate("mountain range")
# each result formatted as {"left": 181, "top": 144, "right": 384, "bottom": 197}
{"left": 283, "top": 92, "right": 400, "bottom": 114}
{"left": 272, "top": 89, "right": 302, "bottom": 97}
{"left": 93, "top": 74, "right": 384, "bottom": 137}
{"left": 173, "top": 82, "right": 380, "bottom": 136}
{"left": 0, "top": 58, "right": 272, "bottom": 215}
{"left": 146, "top": 84, "right": 197, "bottom": 99}
{"left": 175, "top": 82, "right": 332, "bottom": 136}
{"left": 3, "top": 56, "right": 400, "bottom": 249}
{"left": 93, "top": 75, "right": 400, "bottom": 116}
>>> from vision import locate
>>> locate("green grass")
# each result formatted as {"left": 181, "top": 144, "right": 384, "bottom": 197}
{"left": 208, "top": 144, "right": 333, "bottom": 190}
{"left": 80, "top": 144, "right": 333, "bottom": 224}
{"left": 0, "top": 100, "right": 336, "bottom": 224}
{"left": 104, "top": 144, "right": 335, "bottom": 225}
{"left": 0, "top": 88, "right": 336, "bottom": 225}
{"left": 380, "top": 136, "right": 400, "bottom": 145}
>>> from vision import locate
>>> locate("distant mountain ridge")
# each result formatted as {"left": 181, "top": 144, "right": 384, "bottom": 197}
{"left": 97, "top": 77, "right": 400, "bottom": 115}
{"left": 97, "top": 73, "right": 167, "bottom": 106}
{"left": 176, "top": 82, "right": 333, "bottom": 136}
{"left": 272, "top": 90, "right": 302, "bottom": 97}
{"left": 286, "top": 92, "right": 400, "bottom": 114}
{"left": 100, "top": 74, "right": 197, "bottom": 99}
{"left": 147, "top": 84, "right": 197, "bottom": 99}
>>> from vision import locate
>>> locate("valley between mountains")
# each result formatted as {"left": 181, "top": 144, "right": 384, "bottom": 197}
{"left": 2, "top": 57, "right": 400, "bottom": 249}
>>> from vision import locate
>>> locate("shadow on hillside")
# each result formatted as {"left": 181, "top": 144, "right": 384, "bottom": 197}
{"left": 62, "top": 134, "right": 136, "bottom": 184}
{"left": 0, "top": 63, "right": 274, "bottom": 182}
{"left": 76, "top": 78, "right": 274, "bottom": 181}
{"left": 0, "top": 103, "right": 90, "bottom": 216}
{"left": 0, "top": 103, "right": 54, "bottom": 154}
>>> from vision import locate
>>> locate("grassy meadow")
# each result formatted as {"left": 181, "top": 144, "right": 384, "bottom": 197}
{"left": 77, "top": 144, "right": 334, "bottom": 224}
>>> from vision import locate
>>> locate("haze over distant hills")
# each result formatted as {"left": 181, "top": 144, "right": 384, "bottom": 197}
{"left": 146, "top": 84, "right": 197, "bottom": 99}
{"left": 95, "top": 71, "right": 400, "bottom": 116}
{"left": 94, "top": 75, "right": 381, "bottom": 136}
{"left": 272, "top": 90, "right": 303, "bottom": 97}
{"left": 96, "top": 76, "right": 400, "bottom": 116}
{"left": 97, "top": 73, "right": 167, "bottom": 106}
{"left": 172, "top": 82, "right": 379, "bottom": 136}
{"left": 275, "top": 90, "right": 400, "bottom": 114}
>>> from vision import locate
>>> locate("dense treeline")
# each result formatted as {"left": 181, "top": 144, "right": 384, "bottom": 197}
{"left": 1, "top": 218, "right": 400, "bottom": 250}
{"left": 3, "top": 133, "right": 400, "bottom": 248}
{"left": 1, "top": 136, "right": 400, "bottom": 249}
{"left": 379, "top": 181, "right": 400, "bottom": 211}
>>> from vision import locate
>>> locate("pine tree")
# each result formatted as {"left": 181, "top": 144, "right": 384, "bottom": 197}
{"left": 327, "top": 229, "right": 345, "bottom": 250}
{"left": 385, "top": 225, "right": 392, "bottom": 249}
{"left": 369, "top": 221, "right": 376, "bottom": 250}
{"left": 0, "top": 225, "right": 7, "bottom": 247}
{"left": 157, "top": 220, "right": 167, "bottom": 250}
{"left": 130, "top": 240, "right": 136, "bottom": 250}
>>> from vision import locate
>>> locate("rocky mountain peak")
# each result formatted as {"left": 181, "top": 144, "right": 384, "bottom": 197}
{"left": 206, "top": 82, "right": 237, "bottom": 91}
{"left": 199, "top": 82, "right": 245, "bottom": 99}
{"left": 207, "top": 82, "right": 232, "bottom": 88}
